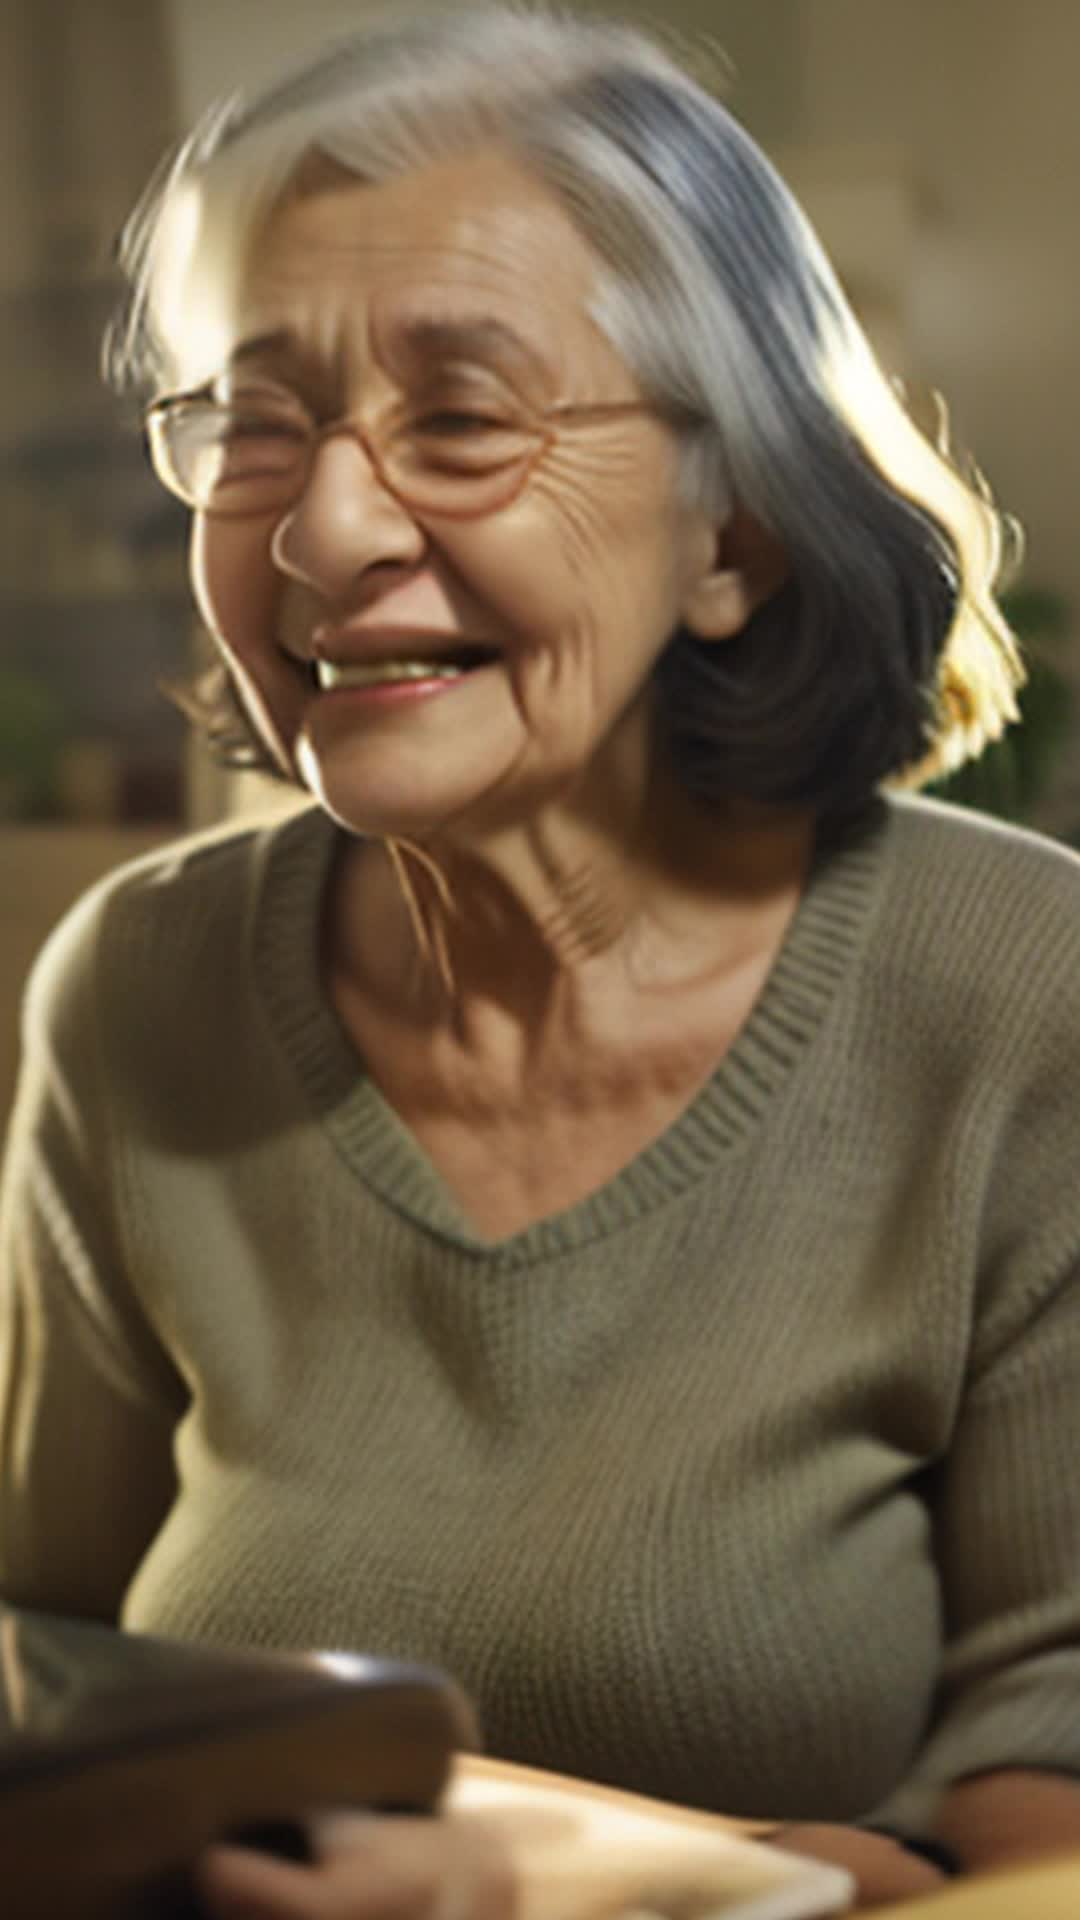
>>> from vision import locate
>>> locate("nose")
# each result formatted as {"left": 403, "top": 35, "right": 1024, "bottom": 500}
{"left": 270, "top": 433, "right": 427, "bottom": 599}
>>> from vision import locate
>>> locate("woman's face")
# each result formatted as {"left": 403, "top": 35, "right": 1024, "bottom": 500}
{"left": 189, "top": 147, "right": 726, "bottom": 842}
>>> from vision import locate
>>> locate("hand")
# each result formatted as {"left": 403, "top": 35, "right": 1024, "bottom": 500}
{"left": 197, "top": 1811, "right": 517, "bottom": 1920}
{"left": 767, "top": 1822, "right": 946, "bottom": 1910}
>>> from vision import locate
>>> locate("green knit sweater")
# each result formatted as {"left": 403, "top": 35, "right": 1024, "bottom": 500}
{"left": 2, "top": 793, "right": 1079, "bottom": 1837}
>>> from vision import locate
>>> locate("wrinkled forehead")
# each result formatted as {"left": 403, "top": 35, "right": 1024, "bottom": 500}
{"left": 173, "top": 146, "right": 621, "bottom": 395}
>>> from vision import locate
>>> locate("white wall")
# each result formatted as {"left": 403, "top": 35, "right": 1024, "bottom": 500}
{"left": 167, "top": 0, "right": 447, "bottom": 116}
{"left": 794, "top": 0, "right": 1080, "bottom": 828}
{"left": 166, "top": 0, "right": 803, "bottom": 133}
{"left": 798, "top": 0, "right": 1080, "bottom": 627}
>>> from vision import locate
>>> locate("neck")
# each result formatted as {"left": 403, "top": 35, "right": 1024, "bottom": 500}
{"left": 330, "top": 755, "right": 816, "bottom": 1034}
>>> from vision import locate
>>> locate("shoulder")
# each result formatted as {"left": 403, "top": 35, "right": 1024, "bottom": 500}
{"left": 22, "top": 803, "right": 330, "bottom": 1047}
{"left": 884, "top": 789, "right": 1080, "bottom": 892}
{"left": 852, "top": 797, "right": 1080, "bottom": 1154}
{"left": 877, "top": 793, "right": 1080, "bottom": 989}
{"left": 864, "top": 801, "right": 1080, "bottom": 1355}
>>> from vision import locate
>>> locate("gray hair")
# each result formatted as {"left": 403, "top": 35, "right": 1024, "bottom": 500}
{"left": 110, "top": 4, "right": 1022, "bottom": 820}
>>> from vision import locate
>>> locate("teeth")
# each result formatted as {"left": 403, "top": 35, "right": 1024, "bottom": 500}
{"left": 316, "top": 659, "right": 466, "bottom": 690}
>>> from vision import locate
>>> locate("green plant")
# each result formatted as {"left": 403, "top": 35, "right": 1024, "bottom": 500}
{"left": 0, "top": 667, "right": 69, "bottom": 819}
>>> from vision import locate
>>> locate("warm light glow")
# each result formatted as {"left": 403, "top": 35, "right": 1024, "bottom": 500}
{"left": 150, "top": 182, "right": 232, "bottom": 385}
{"left": 821, "top": 314, "right": 1023, "bottom": 775}
{"left": 309, "top": 1649, "right": 387, "bottom": 1683}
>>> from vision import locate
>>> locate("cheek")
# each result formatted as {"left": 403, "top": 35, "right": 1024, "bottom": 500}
{"left": 437, "top": 489, "right": 619, "bottom": 642}
{"left": 497, "top": 485, "right": 686, "bottom": 685}
{"left": 190, "top": 516, "right": 280, "bottom": 661}
{"left": 526, "top": 445, "right": 688, "bottom": 620}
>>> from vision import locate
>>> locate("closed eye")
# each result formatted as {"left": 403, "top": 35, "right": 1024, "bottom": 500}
{"left": 413, "top": 410, "right": 515, "bottom": 435}
{"left": 402, "top": 408, "right": 534, "bottom": 476}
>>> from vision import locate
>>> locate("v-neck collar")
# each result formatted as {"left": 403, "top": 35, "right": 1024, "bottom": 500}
{"left": 254, "top": 801, "right": 891, "bottom": 1267}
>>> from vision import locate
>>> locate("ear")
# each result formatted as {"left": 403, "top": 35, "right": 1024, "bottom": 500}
{"left": 680, "top": 504, "right": 789, "bottom": 641}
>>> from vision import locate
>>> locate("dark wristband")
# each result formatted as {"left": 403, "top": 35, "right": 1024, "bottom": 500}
{"left": 865, "top": 1825, "right": 963, "bottom": 1877}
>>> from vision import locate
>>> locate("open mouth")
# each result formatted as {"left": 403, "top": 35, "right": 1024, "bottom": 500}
{"left": 312, "top": 645, "right": 498, "bottom": 690}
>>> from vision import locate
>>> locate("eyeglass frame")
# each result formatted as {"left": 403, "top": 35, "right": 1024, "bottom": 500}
{"left": 143, "top": 379, "right": 692, "bottom": 523}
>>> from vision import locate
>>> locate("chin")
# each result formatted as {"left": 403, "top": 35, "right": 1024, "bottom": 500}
{"left": 294, "top": 738, "right": 478, "bottom": 844}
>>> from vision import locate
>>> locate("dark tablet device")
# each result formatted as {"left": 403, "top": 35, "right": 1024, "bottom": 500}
{"left": 0, "top": 1603, "right": 478, "bottom": 1920}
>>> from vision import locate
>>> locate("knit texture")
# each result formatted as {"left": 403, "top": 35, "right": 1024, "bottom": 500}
{"left": 2, "top": 793, "right": 1080, "bottom": 1835}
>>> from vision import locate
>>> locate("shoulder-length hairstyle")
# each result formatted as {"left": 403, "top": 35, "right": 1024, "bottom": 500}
{"left": 109, "top": 5, "right": 1022, "bottom": 826}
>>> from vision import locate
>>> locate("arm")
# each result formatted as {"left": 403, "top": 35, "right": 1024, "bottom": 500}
{"left": 934, "top": 1769, "right": 1080, "bottom": 1871}
{"left": 0, "top": 893, "right": 184, "bottom": 1617}
{"left": 768, "top": 963, "right": 1080, "bottom": 1899}
{"left": 860, "top": 1007, "right": 1080, "bottom": 1874}
{"left": 764, "top": 1771, "right": 1080, "bottom": 1907}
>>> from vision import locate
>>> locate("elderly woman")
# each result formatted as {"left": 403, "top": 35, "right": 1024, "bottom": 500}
{"left": 2, "top": 7, "right": 1079, "bottom": 1915}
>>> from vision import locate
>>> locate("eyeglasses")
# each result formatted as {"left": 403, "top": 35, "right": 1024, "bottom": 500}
{"left": 144, "top": 382, "right": 670, "bottom": 522}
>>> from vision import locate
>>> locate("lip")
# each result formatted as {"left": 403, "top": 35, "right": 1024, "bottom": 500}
{"left": 310, "top": 671, "right": 474, "bottom": 712}
{"left": 310, "top": 623, "right": 499, "bottom": 669}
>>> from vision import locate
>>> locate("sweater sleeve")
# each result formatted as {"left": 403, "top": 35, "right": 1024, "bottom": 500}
{"left": 0, "top": 886, "right": 186, "bottom": 1620}
{"left": 866, "top": 973, "right": 1080, "bottom": 1837}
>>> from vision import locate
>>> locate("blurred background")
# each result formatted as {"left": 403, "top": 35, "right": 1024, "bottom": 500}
{"left": 2, "top": 0, "right": 1078, "bottom": 1130}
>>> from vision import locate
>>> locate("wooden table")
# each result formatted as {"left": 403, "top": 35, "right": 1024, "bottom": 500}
{"left": 880, "top": 1851, "right": 1080, "bottom": 1916}
{"left": 448, "top": 1757, "right": 1080, "bottom": 1919}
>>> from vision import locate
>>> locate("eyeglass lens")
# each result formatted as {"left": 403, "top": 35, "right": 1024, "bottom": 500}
{"left": 153, "top": 395, "right": 547, "bottom": 519}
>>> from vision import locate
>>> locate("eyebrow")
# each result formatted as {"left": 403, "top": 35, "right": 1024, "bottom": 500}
{"left": 227, "top": 315, "right": 550, "bottom": 381}
{"left": 227, "top": 329, "right": 306, "bottom": 369}
{"left": 386, "top": 315, "right": 549, "bottom": 375}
